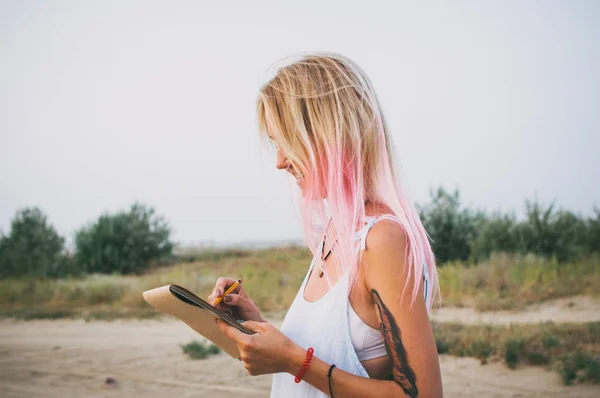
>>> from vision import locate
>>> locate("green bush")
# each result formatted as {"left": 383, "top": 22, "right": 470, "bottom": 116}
{"left": 469, "top": 338, "right": 493, "bottom": 364}
{"left": 526, "top": 351, "right": 549, "bottom": 365}
{"left": 435, "top": 335, "right": 451, "bottom": 354}
{"left": 558, "top": 351, "right": 600, "bottom": 385}
{"left": 74, "top": 203, "right": 172, "bottom": 275}
{"left": 504, "top": 337, "right": 525, "bottom": 369}
{"left": 418, "top": 186, "right": 599, "bottom": 264}
{"left": 181, "top": 341, "right": 221, "bottom": 359}
{"left": 417, "top": 187, "right": 479, "bottom": 263}
{"left": 517, "top": 201, "right": 588, "bottom": 262}
{"left": 470, "top": 213, "right": 521, "bottom": 262}
{"left": 542, "top": 333, "right": 561, "bottom": 349}
{"left": 0, "top": 207, "right": 69, "bottom": 278}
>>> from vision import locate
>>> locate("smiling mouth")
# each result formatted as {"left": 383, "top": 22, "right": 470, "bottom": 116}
{"left": 285, "top": 165, "right": 302, "bottom": 181}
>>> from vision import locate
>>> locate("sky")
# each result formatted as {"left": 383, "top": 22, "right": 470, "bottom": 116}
{"left": 1, "top": 1, "right": 599, "bottom": 246}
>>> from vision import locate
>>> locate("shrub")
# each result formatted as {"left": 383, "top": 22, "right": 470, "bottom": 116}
{"left": 418, "top": 187, "right": 598, "bottom": 265}
{"left": 470, "top": 212, "right": 520, "bottom": 262}
{"left": 181, "top": 341, "right": 221, "bottom": 359}
{"left": 558, "top": 351, "right": 600, "bottom": 385}
{"left": 417, "top": 187, "right": 479, "bottom": 263}
{"left": 435, "top": 335, "right": 451, "bottom": 354}
{"left": 504, "top": 337, "right": 525, "bottom": 369}
{"left": 0, "top": 207, "right": 68, "bottom": 278}
{"left": 469, "top": 338, "right": 493, "bottom": 364}
{"left": 74, "top": 203, "right": 172, "bottom": 274}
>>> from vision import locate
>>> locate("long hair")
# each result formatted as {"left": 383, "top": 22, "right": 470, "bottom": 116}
{"left": 256, "top": 53, "right": 440, "bottom": 311}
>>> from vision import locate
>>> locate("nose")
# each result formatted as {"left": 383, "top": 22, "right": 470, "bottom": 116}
{"left": 275, "top": 148, "right": 289, "bottom": 170}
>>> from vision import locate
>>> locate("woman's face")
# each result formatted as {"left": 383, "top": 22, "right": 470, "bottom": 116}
{"left": 269, "top": 133, "right": 305, "bottom": 191}
{"left": 266, "top": 125, "right": 328, "bottom": 199}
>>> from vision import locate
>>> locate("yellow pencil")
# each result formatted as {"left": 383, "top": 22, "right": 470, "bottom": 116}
{"left": 211, "top": 279, "right": 242, "bottom": 306}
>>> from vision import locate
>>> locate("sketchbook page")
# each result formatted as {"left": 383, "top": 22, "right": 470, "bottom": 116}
{"left": 167, "top": 285, "right": 254, "bottom": 335}
{"left": 142, "top": 285, "right": 241, "bottom": 358}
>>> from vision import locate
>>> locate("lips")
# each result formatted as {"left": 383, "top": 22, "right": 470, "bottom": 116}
{"left": 287, "top": 166, "right": 303, "bottom": 181}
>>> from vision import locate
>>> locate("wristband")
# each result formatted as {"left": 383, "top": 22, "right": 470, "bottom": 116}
{"left": 327, "top": 364, "right": 336, "bottom": 397}
{"left": 294, "top": 347, "right": 314, "bottom": 383}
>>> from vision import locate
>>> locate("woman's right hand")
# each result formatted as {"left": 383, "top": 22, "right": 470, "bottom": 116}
{"left": 208, "top": 277, "right": 265, "bottom": 323}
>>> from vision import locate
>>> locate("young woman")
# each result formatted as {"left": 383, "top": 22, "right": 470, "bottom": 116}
{"left": 208, "top": 53, "right": 443, "bottom": 398}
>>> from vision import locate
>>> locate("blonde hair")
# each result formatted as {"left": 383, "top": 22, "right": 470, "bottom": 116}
{"left": 257, "top": 53, "right": 440, "bottom": 310}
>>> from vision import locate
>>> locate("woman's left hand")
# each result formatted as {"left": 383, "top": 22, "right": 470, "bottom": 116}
{"left": 216, "top": 319, "right": 301, "bottom": 376}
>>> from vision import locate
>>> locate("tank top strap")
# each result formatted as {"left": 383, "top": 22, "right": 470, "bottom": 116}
{"left": 354, "top": 214, "right": 400, "bottom": 251}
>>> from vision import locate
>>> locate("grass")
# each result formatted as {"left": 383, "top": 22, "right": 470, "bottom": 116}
{"left": 433, "top": 321, "right": 600, "bottom": 384}
{"left": 0, "top": 307, "right": 79, "bottom": 320}
{"left": 0, "top": 306, "right": 162, "bottom": 321}
{"left": 181, "top": 340, "right": 221, "bottom": 359}
{"left": 173, "top": 247, "right": 256, "bottom": 264}
{"left": 437, "top": 253, "right": 600, "bottom": 310}
{"left": 1, "top": 250, "right": 598, "bottom": 319}
{"left": 0, "top": 246, "right": 311, "bottom": 319}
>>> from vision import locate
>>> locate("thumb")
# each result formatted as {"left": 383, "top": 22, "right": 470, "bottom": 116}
{"left": 241, "top": 320, "right": 268, "bottom": 333}
{"left": 217, "top": 318, "right": 247, "bottom": 342}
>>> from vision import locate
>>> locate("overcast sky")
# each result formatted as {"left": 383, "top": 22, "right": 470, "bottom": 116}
{"left": 1, "top": 1, "right": 599, "bottom": 246}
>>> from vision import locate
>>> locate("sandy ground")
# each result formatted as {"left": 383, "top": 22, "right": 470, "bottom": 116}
{"left": 430, "top": 296, "right": 600, "bottom": 325}
{"left": 1, "top": 298, "right": 599, "bottom": 398}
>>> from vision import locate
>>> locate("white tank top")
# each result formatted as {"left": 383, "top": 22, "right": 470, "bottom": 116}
{"left": 270, "top": 215, "right": 431, "bottom": 398}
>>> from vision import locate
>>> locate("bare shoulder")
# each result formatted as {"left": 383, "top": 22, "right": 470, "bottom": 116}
{"left": 363, "top": 218, "right": 408, "bottom": 259}
{"left": 361, "top": 218, "right": 409, "bottom": 289}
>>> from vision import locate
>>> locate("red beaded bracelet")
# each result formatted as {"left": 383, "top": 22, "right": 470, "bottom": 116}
{"left": 294, "top": 347, "right": 314, "bottom": 383}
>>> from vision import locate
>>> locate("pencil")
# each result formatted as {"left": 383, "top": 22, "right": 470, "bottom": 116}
{"left": 211, "top": 279, "right": 242, "bottom": 306}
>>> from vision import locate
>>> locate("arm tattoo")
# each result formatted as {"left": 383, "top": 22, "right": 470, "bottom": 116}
{"left": 371, "top": 288, "right": 418, "bottom": 398}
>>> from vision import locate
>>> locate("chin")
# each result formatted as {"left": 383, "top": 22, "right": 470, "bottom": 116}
{"left": 296, "top": 178, "right": 306, "bottom": 195}
{"left": 297, "top": 179, "right": 327, "bottom": 200}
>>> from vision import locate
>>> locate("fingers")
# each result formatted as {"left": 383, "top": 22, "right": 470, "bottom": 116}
{"left": 207, "top": 293, "right": 220, "bottom": 304}
{"left": 207, "top": 292, "right": 244, "bottom": 309}
{"left": 216, "top": 318, "right": 248, "bottom": 343}
{"left": 211, "top": 277, "right": 243, "bottom": 301}
{"left": 221, "top": 293, "right": 246, "bottom": 307}
{"left": 209, "top": 294, "right": 246, "bottom": 317}
{"left": 212, "top": 277, "right": 235, "bottom": 298}
{"left": 214, "top": 304, "right": 233, "bottom": 317}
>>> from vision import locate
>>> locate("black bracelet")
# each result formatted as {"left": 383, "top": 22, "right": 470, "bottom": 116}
{"left": 327, "top": 364, "right": 336, "bottom": 397}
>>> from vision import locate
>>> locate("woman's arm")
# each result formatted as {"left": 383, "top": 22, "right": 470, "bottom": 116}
{"left": 287, "top": 220, "right": 442, "bottom": 397}
{"left": 285, "top": 345, "right": 405, "bottom": 397}
{"left": 218, "top": 321, "right": 405, "bottom": 397}
{"left": 217, "top": 220, "right": 442, "bottom": 397}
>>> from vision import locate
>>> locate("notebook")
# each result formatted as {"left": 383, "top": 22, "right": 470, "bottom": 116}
{"left": 142, "top": 284, "right": 255, "bottom": 359}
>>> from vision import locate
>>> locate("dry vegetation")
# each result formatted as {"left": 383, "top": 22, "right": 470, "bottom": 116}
{"left": 438, "top": 253, "right": 600, "bottom": 310}
{"left": 434, "top": 321, "right": 600, "bottom": 384}
{"left": 0, "top": 246, "right": 310, "bottom": 320}
{"left": 1, "top": 249, "right": 598, "bottom": 319}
